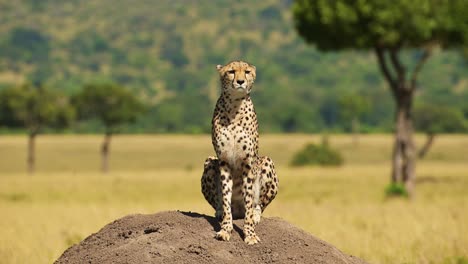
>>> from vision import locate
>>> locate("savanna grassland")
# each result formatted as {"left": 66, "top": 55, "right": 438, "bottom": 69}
{"left": 0, "top": 134, "right": 467, "bottom": 264}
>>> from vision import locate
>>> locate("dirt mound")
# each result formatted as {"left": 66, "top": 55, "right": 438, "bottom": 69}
{"left": 55, "top": 211, "right": 367, "bottom": 264}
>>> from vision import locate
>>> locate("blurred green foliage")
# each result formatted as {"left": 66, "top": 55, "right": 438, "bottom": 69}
{"left": 0, "top": 1, "right": 467, "bottom": 133}
{"left": 0, "top": 27, "right": 50, "bottom": 63}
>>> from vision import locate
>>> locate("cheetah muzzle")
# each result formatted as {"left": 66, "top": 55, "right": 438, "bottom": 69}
{"left": 201, "top": 61, "right": 279, "bottom": 245}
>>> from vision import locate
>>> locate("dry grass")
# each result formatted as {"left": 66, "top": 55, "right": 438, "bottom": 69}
{"left": 0, "top": 134, "right": 467, "bottom": 264}
{"left": 1, "top": 134, "right": 467, "bottom": 173}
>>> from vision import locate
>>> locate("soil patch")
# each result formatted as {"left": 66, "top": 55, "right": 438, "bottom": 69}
{"left": 55, "top": 211, "right": 368, "bottom": 264}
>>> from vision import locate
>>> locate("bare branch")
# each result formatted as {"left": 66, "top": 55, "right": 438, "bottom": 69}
{"left": 374, "top": 47, "right": 398, "bottom": 95}
{"left": 410, "top": 49, "right": 432, "bottom": 90}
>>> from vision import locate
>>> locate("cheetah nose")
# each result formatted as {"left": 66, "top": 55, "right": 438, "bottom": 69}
{"left": 237, "top": 80, "right": 245, "bottom": 85}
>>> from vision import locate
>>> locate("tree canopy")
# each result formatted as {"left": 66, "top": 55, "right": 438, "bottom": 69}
{"left": 293, "top": 0, "right": 468, "bottom": 50}
{"left": 72, "top": 83, "right": 146, "bottom": 133}
{"left": 0, "top": 84, "right": 74, "bottom": 133}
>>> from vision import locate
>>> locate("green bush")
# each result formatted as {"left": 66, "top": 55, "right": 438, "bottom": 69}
{"left": 385, "top": 183, "right": 409, "bottom": 198}
{"left": 290, "top": 142, "right": 343, "bottom": 167}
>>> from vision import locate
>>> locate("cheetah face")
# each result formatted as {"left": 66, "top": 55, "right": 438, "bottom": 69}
{"left": 217, "top": 61, "right": 256, "bottom": 98}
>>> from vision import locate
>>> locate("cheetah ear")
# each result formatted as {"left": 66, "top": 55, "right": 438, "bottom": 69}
{"left": 216, "top": 65, "right": 223, "bottom": 71}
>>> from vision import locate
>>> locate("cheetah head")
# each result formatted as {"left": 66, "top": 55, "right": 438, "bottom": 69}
{"left": 216, "top": 61, "right": 256, "bottom": 98}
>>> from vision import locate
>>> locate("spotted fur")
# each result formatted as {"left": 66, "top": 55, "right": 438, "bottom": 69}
{"left": 201, "top": 61, "right": 279, "bottom": 245}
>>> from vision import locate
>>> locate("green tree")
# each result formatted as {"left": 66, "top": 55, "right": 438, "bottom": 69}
{"left": 0, "top": 84, "right": 75, "bottom": 174}
{"left": 414, "top": 104, "right": 467, "bottom": 158}
{"left": 72, "top": 83, "right": 146, "bottom": 173}
{"left": 293, "top": 0, "right": 468, "bottom": 197}
{"left": 338, "top": 93, "right": 370, "bottom": 145}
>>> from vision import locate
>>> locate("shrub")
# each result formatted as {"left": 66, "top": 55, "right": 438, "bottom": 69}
{"left": 290, "top": 142, "right": 343, "bottom": 167}
{"left": 385, "top": 183, "right": 409, "bottom": 198}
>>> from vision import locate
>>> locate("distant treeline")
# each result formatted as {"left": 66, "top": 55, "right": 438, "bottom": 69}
{"left": 0, "top": 1, "right": 468, "bottom": 133}
{"left": 0, "top": 83, "right": 466, "bottom": 135}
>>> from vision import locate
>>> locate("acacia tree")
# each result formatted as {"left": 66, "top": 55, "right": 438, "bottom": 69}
{"left": 293, "top": 0, "right": 468, "bottom": 196}
{"left": 0, "top": 84, "right": 75, "bottom": 174}
{"left": 73, "top": 83, "right": 145, "bottom": 173}
{"left": 414, "top": 104, "right": 467, "bottom": 158}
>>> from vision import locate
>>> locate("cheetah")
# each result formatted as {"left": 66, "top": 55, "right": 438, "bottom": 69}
{"left": 201, "top": 61, "right": 279, "bottom": 245}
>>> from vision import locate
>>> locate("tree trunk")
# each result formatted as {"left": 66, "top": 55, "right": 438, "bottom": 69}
{"left": 101, "top": 132, "right": 112, "bottom": 173}
{"left": 418, "top": 133, "right": 435, "bottom": 159}
{"left": 27, "top": 132, "right": 36, "bottom": 175}
{"left": 391, "top": 92, "right": 416, "bottom": 198}
{"left": 374, "top": 47, "right": 431, "bottom": 198}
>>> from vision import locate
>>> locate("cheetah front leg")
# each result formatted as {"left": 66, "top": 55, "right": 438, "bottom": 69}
{"left": 215, "top": 160, "right": 233, "bottom": 241}
{"left": 242, "top": 161, "right": 260, "bottom": 245}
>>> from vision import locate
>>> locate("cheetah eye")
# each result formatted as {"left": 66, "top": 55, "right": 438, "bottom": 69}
{"left": 245, "top": 71, "right": 251, "bottom": 74}
{"left": 228, "top": 70, "right": 235, "bottom": 74}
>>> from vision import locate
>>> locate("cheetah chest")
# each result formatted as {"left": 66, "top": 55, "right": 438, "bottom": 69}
{"left": 216, "top": 125, "right": 254, "bottom": 170}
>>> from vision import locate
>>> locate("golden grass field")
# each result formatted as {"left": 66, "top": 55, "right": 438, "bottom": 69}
{"left": 0, "top": 134, "right": 467, "bottom": 264}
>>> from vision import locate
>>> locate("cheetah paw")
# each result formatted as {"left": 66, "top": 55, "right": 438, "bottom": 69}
{"left": 215, "top": 229, "right": 231, "bottom": 241}
{"left": 244, "top": 233, "right": 260, "bottom": 245}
